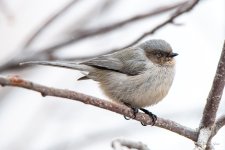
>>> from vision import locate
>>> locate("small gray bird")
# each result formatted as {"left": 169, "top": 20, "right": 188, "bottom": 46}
{"left": 21, "top": 39, "right": 178, "bottom": 125}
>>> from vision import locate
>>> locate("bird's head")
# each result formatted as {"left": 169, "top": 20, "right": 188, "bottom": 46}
{"left": 139, "top": 39, "right": 178, "bottom": 66}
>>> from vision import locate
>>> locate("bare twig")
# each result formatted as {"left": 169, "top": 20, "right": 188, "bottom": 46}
{"left": 0, "top": 0, "right": 80, "bottom": 72}
{"left": 0, "top": 1, "right": 190, "bottom": 73}
{"left": 36, "top": 1, "right": 188, "bottom": 54}
{"left": 112, "top": 139, "right": 150, "bottom": 150}
{"left": 23, "top": 0, "right": 80, "bottom": 49}
{"left": 213, "top": 115, "right": 225, "bottom": 136}
{"left": 0, "top": 75, "right": 198, "bottom": 141}
{"left": 60, "top": 0, "right": 201, "bottom": 61}
{"left": 65, "top": 0, "right": 117, "bottom": 34}
{"left": 118, "top": 0, "right": 200, "bottom": 49}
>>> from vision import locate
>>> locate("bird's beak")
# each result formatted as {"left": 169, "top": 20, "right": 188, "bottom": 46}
{"left": 168, "top": 52, "right": 178, "bottom": 58}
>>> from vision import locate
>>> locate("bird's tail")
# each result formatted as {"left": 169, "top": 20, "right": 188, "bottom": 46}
{"left": 20, "top": 61, "right": 93, "bottom": 72}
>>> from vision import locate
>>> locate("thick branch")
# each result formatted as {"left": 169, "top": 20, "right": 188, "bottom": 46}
{"left": 200, "top": 41, "right": 225, "bottom": 128}
{"left": 0, "top": 75, "right": 197, "bottom": 141}
{"left": 195, "top": 41, "right": 225, "bottom": 150}
{"left": 194, "top": 128, "right": 212, "bottom": 150}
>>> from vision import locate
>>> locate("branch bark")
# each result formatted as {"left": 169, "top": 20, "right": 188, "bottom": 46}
{"left": 0, "top": 75, "right": 198, "bottom": 141}
{"left": 195, "top": 41, "right": 225, "bottom": 149}
{"left": 200, "top": 41, "right": 225, "bottom": 128}
{"left": 213, "top": 115, "right": 225, "bottom": 137}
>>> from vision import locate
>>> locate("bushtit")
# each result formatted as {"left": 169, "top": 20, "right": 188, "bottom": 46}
{"left": 21, "top": 39, "right": 178, "bottom": 125}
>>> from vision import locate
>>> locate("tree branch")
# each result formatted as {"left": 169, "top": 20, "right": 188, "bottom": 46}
{"left": 202, "top": 115, "right": 225, "bottom": 150}
{"left": 0, "top": 1, "right": 190, "bottom": 73}
{"left": 0, "top": 75, "right": 198, "bottom": 141}
{"left": 60, "top": 0, "right": 201, "bottom": 61}
{"left": 195, "top": 41, "right": 225, "bottom": 149}
{"left": 200, "top": 41, "right": 225, "bottom": 128}
{"left": 117, "top": 0, "right": 200, "bottom": 49}
{"left": 111, "top": 139, "right": 150, "bottom": 150}
{"left": 34, "top": 1, "right": 187, "bottom": 55}
{"left": 39, "top": 0, "right": 188, "bottom": 54}
{"left": 213, "top": 115, "right": 225, "bottom": 136}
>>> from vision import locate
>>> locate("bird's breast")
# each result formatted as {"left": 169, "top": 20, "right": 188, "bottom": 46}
{"left": 129, "top": 66, "right": 175, "bottom": 108}
{"left": 99, "top": 65, "right": 175, "bottom": 108}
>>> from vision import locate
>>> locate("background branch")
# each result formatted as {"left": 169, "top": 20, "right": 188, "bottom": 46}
{"left": 0, "top": 1, "right": 189, "bottom": 73}
{"left": 39, "top": 1, "right": 187, "bottom": 54}
{"left": 113, "top": 0, "right": 200, "bottom": 50}
{"left": 111, "top": 139, "right": 150, "bottom": 150}
{"left": 0, "top": 75, "right": 198, "bottom": 141}
{"left": 60, "top": 0, "right": 201, "bottom": 61}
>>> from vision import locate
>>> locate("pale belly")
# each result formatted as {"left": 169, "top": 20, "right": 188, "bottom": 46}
{"left": 99, "top": 66, "right": 175, "bottom": 108}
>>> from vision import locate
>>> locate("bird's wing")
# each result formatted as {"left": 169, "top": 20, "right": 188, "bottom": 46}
{"left": 81, "top": 48, "right": 146, "bottom": 75}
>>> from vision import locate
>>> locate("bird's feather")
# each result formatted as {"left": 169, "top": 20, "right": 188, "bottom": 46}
{"left": 81, "top": 47, "right": 147, "bottom": 75}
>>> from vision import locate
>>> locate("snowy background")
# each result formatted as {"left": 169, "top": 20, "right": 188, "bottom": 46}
{"left": 0, "top": 0, "right": 224, "bottom": 150}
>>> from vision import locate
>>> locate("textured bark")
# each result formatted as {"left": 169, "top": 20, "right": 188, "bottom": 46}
{"left": 0, "top": 75, "right": 197, "bottom": 141}
{"left": 195, "top": 41, "right": 225, "bottom": 149}
{"left": 201, "top": 41, "right": 225, "bottom": 128}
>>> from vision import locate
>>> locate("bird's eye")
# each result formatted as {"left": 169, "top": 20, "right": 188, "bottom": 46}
{"left": 156, "top": 52, "right": 162, "bottom": 58}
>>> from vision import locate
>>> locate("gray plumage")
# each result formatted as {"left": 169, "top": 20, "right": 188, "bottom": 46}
{"left": 21, "top": 39, "right": 177, "bottom": 108}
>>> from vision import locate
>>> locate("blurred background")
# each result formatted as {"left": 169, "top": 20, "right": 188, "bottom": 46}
{"left": 0, "top": 0, "right": 224, "bottom": 149}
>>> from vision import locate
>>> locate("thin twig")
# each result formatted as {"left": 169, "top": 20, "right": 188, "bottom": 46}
{"left": 23, "top": 0, "right": 80, "bottom": 49}
{"left": 118, "top": 0, "right": 200, "bottom": 49}
{"left": 112, "top": 139, "right": 150, "bottom": 150}
{"left": 0, "top": 75, "right": 198, "bottom": 141}
{"left": 0, "top": 1, "right": 190, "bottom": 73}
{"left": 59, "top": 0, "right": 201, "bottom": 61}
{"left": 37, "top": 1, "right": 188, "bottom": 54}
{"left": 213, "top": 115, "right": 225, "bottom": 136}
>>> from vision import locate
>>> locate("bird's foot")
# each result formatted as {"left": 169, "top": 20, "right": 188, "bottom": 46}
{"left": 124, "top": 107, "right": 139, "bottom": 120}
{"left": 123, "top": 103, "right": 138, "bottom": 120}
{"left": 140, "top": 108, "right": 157, "bottom": 126}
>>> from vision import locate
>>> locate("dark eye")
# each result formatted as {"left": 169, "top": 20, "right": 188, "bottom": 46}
{"left": 155, "top": 52, "right": 162, "bottom": 58}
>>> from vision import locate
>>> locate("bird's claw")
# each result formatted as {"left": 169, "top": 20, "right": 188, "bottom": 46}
{"left": 123, "top": 105, "right": 157, "bottom": 126}
{"left": 123, "top": 107, "right": 139, "bottom": 120}
{"left": 140, "top": 108, "right": 157, "bottom": 126}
